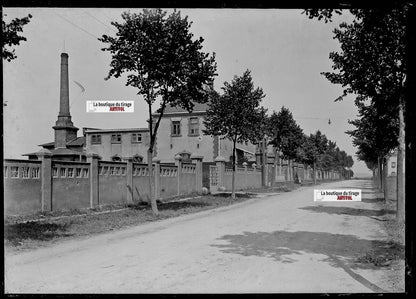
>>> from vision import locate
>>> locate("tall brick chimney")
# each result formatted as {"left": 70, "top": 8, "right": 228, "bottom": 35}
{"left": 53, "top": 53, "right": 78, "bottom": 148}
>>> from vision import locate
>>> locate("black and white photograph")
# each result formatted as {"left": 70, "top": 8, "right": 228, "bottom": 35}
{"left": 3, "top": 1, "right": 413, "bottom": 294}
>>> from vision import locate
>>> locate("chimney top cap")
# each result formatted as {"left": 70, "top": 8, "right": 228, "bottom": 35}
{"left": 61, "top": 53, "right": 69, "bottom": 57}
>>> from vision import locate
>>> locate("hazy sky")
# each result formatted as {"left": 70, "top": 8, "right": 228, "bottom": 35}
{"left": 3, "top": 8, "right": 371, "bottom": 176}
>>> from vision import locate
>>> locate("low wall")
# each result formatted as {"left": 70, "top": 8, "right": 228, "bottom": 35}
{"left": 4, "top": 160, "right": 42, "bottom": 215}
{"left": 4, "top": 156, "right": 203, "bottom": 215}
{"left": 179, "top": 163, "right": 197, "bottom": 194}
{"left": 132, "top": 163, "right": 152, "bottom": 202}
{"left": 385, "top": 176, "right": 397, "bottom": 201}
{"left": 160, "top": 164, "right": 178, "bottom": 199}
{"left": 223, "top": 166, "right": 262, "bottom": 191}
{"left": 99, "top": 161, "right": 128, "bottom": 205}
{"left": 52, "top": 161, "right": 90, "bottom": 210}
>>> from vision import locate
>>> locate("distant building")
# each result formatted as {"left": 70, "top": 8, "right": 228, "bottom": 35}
{"left": 152, "top": 102, "right": 257, "bottom": 163}
{"left": 83, "top": 127, "right": 150, "bottom": 162}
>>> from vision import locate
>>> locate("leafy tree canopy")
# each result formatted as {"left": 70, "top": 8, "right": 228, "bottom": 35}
{"left": 267, "top": 106, "right": 303, "bottom": 161}
{"left": 2, "top": 14, "right": 32, "bottom": 62}
{"left": 203, "top": 69, "right": 267, "bottom": 145}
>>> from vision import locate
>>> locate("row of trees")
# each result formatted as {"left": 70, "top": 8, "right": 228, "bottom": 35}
{"left": 267, "top": 107, "right": 354, "bottom": 184}
{"left": 202, "top": 69, "right": 354, "bottom": 199}
{"left": 304, "top": 4, "right": 410, "bottom": 223}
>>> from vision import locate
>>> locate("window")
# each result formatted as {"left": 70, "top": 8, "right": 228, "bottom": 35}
{"left": 21, "top": 167, "right": 30, "bottom": 178}
{"left": 121, "top": 167, "right": 126, "bottom": 175}
{"left": 10, "top": 167, "right": 19, "bottom": 178}
{"left": 91, "top": 134, "right": 101, "bottom": 144}
{"left": 131, "top": 133, "right": 142, "bottom": 143}
{"left": 53, "top": 167, "right": 58, "bottom": 178}
{"left": 82, "top": 168, "right": 89, "bottom": 178}
{"left": 102, "top": 166, "right": 108, "bottom": 175}
{"left": 76, "top": 168, "right": 82, "bottom": 178}
{"left": 4, "top": 166, "right": 8, "bottom": 178}
{"left": 109, "top": 167, "right": 115, "bottom": 175}
{"left": 188, "top": 117, "right": 199, "bottom": 136}
{"left": 391, "top": 162, "right": 396, "bottom": 168}
{"left": 115, "top": 167, "right": 120, "bottom": 175}
{"left": 31, "top": 168, "right": 40, "bottom": 179}
{"left": 133, "top": 155, "right": 143, "bottom": 163}
{"left": 171, "top": 121, "right": 181, "bottom": 136}
{"left": 111, "top": 134, "right": 122, "bottom": 144}
{"left": 60, "top": 168, "right": 67, "bottom": 178}
{"left": 11, "top": 167, "right": 19, "bottom": 178}
{"left": 67, "top": 168, "right": 74, "bottom": 178}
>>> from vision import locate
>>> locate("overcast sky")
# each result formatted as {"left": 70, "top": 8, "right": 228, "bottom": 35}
{"left": 3, "top": 7, "right": 372, "bottom": 176}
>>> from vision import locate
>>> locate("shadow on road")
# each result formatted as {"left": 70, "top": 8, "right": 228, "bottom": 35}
{"left": 212, "top": 230, "right": 403, "bottom": 270}
{"left": 299, "top": 206, "right": 394, "bottom": 217}
{"left": 158, "top": 201, "right": 211, "bottom": 211}
{"left": 5, "top": 222, "right": 73, "bottom": 246}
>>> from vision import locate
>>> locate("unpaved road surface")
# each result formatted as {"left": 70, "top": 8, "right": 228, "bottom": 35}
{"left": 5, "top": 180, "right": 402, "bottom": 293}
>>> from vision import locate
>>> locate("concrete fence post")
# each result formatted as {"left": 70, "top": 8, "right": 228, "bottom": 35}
{"left": 191, "top": 154, "right": 204, "bottom": 193}
{"left": 87, "top": 152, "right": 100, "bottom": 208}
{"left": 174, "top": 154, "right": 182, "bottom": 196}
{"left": 126, "top": 157, "right": 134, "bottom": 205}
{"left": 215, "top": 156, "right": 226, "bottom": 189}
{"left": 36, "top": 149, "right": 53, "bottom": 212}
{"left": 152, "top": 158, "right": 161, "bottom": 200}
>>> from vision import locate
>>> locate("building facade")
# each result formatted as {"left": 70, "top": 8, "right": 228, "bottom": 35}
{"left": 83, "top": 128, "right": 150, "bottom": 162}
{"left": 153, "top": 102, "right": 257, "bottom": 163}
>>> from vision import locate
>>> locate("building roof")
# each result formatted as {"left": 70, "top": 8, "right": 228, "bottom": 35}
{"left": 38, "top": 141, "right": 55, "bottom": 147}
{"left": 50, "top": 148, "right": 86, "bottom": 156}
{"left": 23, "top": 147, "right": 85, "bottom": 157}
{"left": 66, "top": 137, "right": 85, "bottom": 146}
{"left": 158, "top": 102, "right": 209, "bottom": 114}
{"left": 38, "top": 137, "right": 85, "bottom": 148}
{"left": 84, "top": 128, "right": 149, "bottom": 134}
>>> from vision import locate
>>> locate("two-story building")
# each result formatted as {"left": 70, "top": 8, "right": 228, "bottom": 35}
{"left": 152, "top": 102, "right": 257, "bottom": 164}
{"left": 83, "top": 127, "right": 150, "bottom": 162}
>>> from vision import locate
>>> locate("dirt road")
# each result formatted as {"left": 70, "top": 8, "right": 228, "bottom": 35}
{"left": 5, "top": 180, "right": 402, "bottom": 293}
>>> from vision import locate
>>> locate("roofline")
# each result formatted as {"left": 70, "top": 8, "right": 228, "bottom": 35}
{"left": 84, "top": 128, "right": 149, "bottom": 133}
{"left": 151, "top": 111, "right": 207, "bottom": 118}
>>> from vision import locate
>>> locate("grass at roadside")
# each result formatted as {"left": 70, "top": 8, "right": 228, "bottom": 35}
{"left": 4, "top": 193, "right": 256, "bottom": 253}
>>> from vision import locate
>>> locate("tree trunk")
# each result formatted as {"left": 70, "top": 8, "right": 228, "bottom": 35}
{"left": 232, "top": 138, "right": 236, "bottom": 200}
{"left": 383, "top": 157, "right": 388, "bottom": 201}
{"left": 378, "top": 155, "right": 383, "bottom": 191}
{"left": 313, "top": 161, "right": 316, "bottom": 185}
{"left": 147, "top": 149, "right": 158, "bottom": 215}
{"left": 397, "top": 102, "right": 405, "bottom": 223}
{"left": 262, "top": 138, "right": 267, "bottom": 186}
